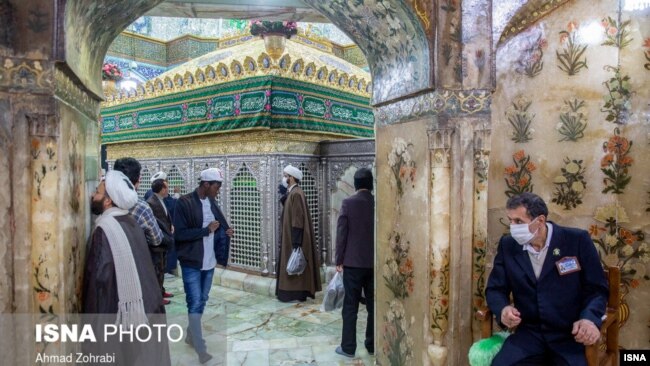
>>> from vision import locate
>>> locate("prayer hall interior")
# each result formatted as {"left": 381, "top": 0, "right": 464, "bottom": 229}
{"left": 0, "top": 0, "right": 648, "bottom": 365}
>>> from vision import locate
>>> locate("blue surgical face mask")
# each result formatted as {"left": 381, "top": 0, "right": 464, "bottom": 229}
{"left": 281, "top": 177, "right": 288, "bottom": 188}
{"left": 510, "top": 217, "right": 539, "bottom": 245}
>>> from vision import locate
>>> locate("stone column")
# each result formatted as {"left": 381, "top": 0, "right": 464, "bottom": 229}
{"left": 471, "top": 127, "right": 491, "bottom": 339}
{"left": 427, "top": 127, "right": 454, "bottom": 365}
{"left": 423, "top": 115, "right": 492, "bottom": 365}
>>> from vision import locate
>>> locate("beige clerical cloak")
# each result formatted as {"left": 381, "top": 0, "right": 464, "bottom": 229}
{"left": 276, "top": 185, "right": 322, "bottom": 301}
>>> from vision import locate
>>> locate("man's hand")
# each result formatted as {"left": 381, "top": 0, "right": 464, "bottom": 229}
{"left": 500, "top": 305, "right": 522, "bottom": 328}
{"left": 336, "top": 265, "right": 343, "bottom": 273}
{"left": 226, "top": 228, "right": 234, "bottom": 237}
{"left": 208, "top": 221, "right": 220, "bottom": 233}
{"left": 171, "top": 224, "right": 175, "bottom": 234}
{"left": 572, "top": 319, "right": 600, "bottom": 345}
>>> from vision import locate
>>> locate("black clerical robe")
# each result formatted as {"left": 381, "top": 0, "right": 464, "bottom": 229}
{"left": 82, "top": 213, "right": 170, "bottom": 366}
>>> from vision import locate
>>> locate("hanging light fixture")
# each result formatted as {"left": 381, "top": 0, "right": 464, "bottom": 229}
{"left": 263, "top": 34, "right": 287, "bottom": 61}
{"left": 250, "top": 20, "right": 298, "bottom": 61}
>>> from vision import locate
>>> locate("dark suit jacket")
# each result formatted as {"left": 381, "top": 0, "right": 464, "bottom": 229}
{"left": 486, "top": 222, "right": 608, "bottom": 365}
{"left": 146, "top": 194, "right": 173, "bottom": 251}
{"left": 335, "top": 190, "right": 374, "bottom": 268}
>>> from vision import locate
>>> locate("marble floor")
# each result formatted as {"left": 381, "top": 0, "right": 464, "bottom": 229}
{"left": 163, "top": 273, "right": 375, "bottom": 366}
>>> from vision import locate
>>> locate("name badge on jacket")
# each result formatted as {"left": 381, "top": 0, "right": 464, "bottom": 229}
{"left": 555, "top": 256, "right": 581, "bottom": 275}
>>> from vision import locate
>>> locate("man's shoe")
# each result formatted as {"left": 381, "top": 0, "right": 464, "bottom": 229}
{"left": 335, "top": 346, "right": 354, "bottom": 358}
{"left": 199, "top": 352, "right": 213, "bottom": 364}
{"left": 163, "top": 299, "right": 171, "bottom": 305}
{"left": 163, "top": 291, "right": 174, "bottom": 298}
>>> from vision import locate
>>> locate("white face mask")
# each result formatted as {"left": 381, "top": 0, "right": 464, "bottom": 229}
{"left": 510, "top": 217, "right": 539, "bottom": 245}
{"left": 281, "top": 177, "right": 288, "bottom": 188}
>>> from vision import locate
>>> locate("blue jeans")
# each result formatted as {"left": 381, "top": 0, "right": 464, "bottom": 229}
{"left": 181, "top": 266, "right": 214, "bottom": 355}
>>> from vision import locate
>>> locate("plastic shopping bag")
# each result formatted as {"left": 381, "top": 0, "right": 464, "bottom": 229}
{"left": 286, "top": 247, "right": 307, "bottom": 275}
{"left": 321, "top": 272, "right": 345, "bottom": 312}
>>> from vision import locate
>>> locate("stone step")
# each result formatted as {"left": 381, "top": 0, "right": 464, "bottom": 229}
{"left": 169, "top": 266, "right": 337, "bottom": 298}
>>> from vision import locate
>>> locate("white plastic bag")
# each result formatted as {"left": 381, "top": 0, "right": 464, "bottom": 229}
{"left": 286, "top": 247, "right": 307, "bottom": 275}
{"left": 321, "top": 272, "right": 345, "bottom": 312}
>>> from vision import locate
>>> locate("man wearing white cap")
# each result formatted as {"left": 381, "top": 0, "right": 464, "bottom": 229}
{"left": 83, "top": 170, "right": 170, "bottom": 365}
{"left": 144, "top": 170, "right": 167, "bottom": 200}
{"left": 173, "top": 167, "right": 234, "bottom": 364}
{"left": 276, "top": 164, "right": 322, "bottom": 303}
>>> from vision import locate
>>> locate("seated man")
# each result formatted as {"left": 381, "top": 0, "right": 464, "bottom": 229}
{"left": 486, "top": 192, "right": 608, "bottom": 366}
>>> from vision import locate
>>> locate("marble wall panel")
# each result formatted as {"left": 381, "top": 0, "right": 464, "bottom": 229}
{"left": 376, "top": 119, "right": 430, "bottom": 365}
{"left": 57, "top": 102, "right": 92, "bottom": 314}
{"left": 489, "top": 0, "right": 650, "bottom": 348}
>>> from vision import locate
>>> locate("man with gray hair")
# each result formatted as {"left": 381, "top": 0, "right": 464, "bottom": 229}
{"left": 486, "top": 192, "right": 608, "bottom": 366}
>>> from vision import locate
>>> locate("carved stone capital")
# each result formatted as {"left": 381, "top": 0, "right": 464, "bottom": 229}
{"left": 27, "top": 114, "right": 58, "bottom": 137}
{"left": 428, "top": 128, "right": 454, "bottom": 168}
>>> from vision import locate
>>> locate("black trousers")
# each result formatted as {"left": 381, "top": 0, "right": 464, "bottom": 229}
{"left": 150, "top": 250, "right": 167, "bottom": 294}
{"left": 341, "top": 266, "right": 374, "bottom": 354}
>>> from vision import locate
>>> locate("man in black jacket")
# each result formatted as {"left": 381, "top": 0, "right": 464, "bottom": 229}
{"left": 146, "top": 173, "right": 174, "bottom": 305}
{"left": 173, "top": 168, "right": 234, "bottom": 364}
{"left": 334, "top": 168, "right": 375, "bottom": 358}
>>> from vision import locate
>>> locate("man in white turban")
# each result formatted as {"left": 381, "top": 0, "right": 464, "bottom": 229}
{"left": 275, "top": 164, "right": 321, "bottom": 302}
{"left": 82, "top": 170, "right": 170, "bottom": 365}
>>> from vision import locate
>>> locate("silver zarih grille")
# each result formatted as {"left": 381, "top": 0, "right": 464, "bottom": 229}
{"left": 229, "top": 166, "right": 261, "bottom": 269}
{"left": 138, "top": 168, "right": 152, "bottom": 198}
{"left": 298, "top": 164, "right": 319, "bottom": 248}
{"left": 167, "top": 166, "right": 188, "bottom": 195}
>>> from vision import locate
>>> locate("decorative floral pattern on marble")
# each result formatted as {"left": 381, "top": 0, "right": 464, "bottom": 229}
{"left": 388, "top": 138, "right": 416, "bottom": 197}
{"left": 515, "top": 32, "right": 547, "bottom": 78}
{"left": 430, "top": 251, "right": 450, "bottom": 335}
{"left": 474, "top": 151, "right": 489, "bottom": 198}
{"left": 382, "top": 299, "right": 414, "bottom": 366}
{"left": 35, "top": 250, "right": 55, "bottom": 316}
{"left": 601, "top": 128, "right": 633, "bottom": 195}
{"left": 551, "top": 158, "right": 586, "bottom": 210}
{"left": 472, "top": 240, "right": 487, "bottom": 312}
{"left": 556, "top": 21, "right": 588, "bottom": 76}
{"left": 506, "top": 97, "right": 534, "bottom": 143}
{"left": 601, "top": 16, "right": 632, "bottom": 50}
{"left": 31, "top": 138, "right": 57, "bottom": 199}
{"left": 68, "top": 138, "right": 82, "bottom": 212}
{"left": 302, "top": 0, "right": 430, "bottom": 104}
{"left": 383, "top": 231, "right": 414, "bottom": 299}
{"left": 504, "top": 150, "right": 536, "bottom": 197}
{"left": 439, "top": 0, "right": 462, "bottom": 84}
{"left": 601, "top": 66, "right": 631, "bottom": 125}
{"left": 590, "top": 205, "right": 649, "bottom": 292}
{"left": 556, "top": 98, "right": 587, "bottom": 142}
